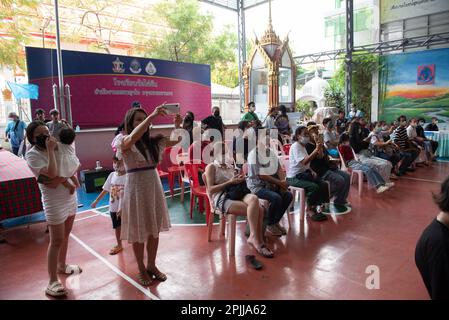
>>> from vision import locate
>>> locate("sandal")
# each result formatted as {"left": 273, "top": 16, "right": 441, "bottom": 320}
{"left": 45, "top": 281, "right": 67, "bottom": 297}
{"left": 255, "top": 244, "right": 274, "bottom": 259}
{"left": 245, "top": 255, "right": 263, "bottom": 270}
{"left": 109, "top": 245, "right": 123, "bottom": 255}
{"left": 58, "top": 264, "right": 82, "bottom": 275}
{"left": 147, "top": 268, "right": 167, "bottom": 282}
{"left": 138, "top": 272, "right": 152, "bottom": 286}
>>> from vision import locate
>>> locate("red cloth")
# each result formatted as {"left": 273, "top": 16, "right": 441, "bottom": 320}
{"left": 338, "top": 145, "right": 355, "bottom": 163}
{"left": 0, "top": 150, "right": 43, "bottom": 221}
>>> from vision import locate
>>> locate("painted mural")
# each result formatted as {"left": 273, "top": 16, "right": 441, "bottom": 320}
{"left": 379, "top": 47, "right": 449, "bottom": 130}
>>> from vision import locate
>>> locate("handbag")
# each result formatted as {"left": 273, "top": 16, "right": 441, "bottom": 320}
{"left": 224, "top": 181, "right": 251, "bottom": 200}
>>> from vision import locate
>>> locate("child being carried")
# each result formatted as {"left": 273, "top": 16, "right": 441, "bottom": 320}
{"left": 56, "top": 126, "right": 81, "bottom": 194}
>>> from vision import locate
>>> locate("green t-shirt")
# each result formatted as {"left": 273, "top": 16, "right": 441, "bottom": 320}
{"left": 242, "top": 112, "right": 259, "bottom": 122}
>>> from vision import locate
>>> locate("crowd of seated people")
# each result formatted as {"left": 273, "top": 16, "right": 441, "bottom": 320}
{"left": 133, "top": 106, "right": 441, "bottom": 266}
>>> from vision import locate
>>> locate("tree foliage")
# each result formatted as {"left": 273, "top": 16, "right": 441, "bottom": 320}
{"left": 136, "top": 0, "right": 239, "bottom": 88}
{"left": 0, "top": 0, "right": 39, "bottom": 70}
{"left": 334, "top": 52, "right": 382, "bottom": 118}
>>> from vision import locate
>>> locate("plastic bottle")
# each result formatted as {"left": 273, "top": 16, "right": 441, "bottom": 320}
{"left": 75, "top": 125, "right": 80, "bottom": 132}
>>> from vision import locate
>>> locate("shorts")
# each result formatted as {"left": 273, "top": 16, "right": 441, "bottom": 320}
{"left": 110, "top": 212, "right": 122, "bottom": 229}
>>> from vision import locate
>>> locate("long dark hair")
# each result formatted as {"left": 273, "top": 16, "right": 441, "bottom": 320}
{"left": 292, "top": 126, "right": 307, "bottom": 142}
{"left": 124, "top": 108, "right": 164, "bottom": 163}
{"left": 279, "top": 105, "right": 287, "bottom": 116}
{"left": 26, "top": 120, "right": 46, "bottom": 145}
{"left": 182, "top": 111, "right": 194, "bottom": 129}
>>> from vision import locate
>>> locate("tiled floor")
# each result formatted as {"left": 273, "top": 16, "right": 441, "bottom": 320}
{"left": 1, "top": 163, "right": 446, "bottom": 300}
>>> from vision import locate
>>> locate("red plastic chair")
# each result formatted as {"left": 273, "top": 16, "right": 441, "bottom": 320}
{"left": 184, "top": 163, "right": 210, "bottom": 224}
{"left": 160, "top": 146, "right": 184, "bottom": 198}
{"left": 157, "top": 163, "right": 169, "bottom": 179}
{"left": 283, "top": 144, "right": 291, "bottom": 156}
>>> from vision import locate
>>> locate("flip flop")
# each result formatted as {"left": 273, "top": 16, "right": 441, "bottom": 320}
{"left": 246, "top": 255, "right": 263, "bottom": 270}
{"left": 45, "top": 281, "right": 67, "bottom": 297}
{"left": 255, "top": 244, "right": 274, "bottom": 258}
{"left": 58, "top": 264, "right": 82, "bottom": 275}
{"left": 147, "top": 268, "right": 167, "bottom": 282}
{"left": 138, "top": 272, "right": 152, "bottom": 286}
{"left": 109, "top": 246, "right": 123, "bottom": 255}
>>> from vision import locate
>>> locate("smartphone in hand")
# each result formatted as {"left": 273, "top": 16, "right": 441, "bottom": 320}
{"left": 164, "top": 103, "right": 180, "bottom": 114}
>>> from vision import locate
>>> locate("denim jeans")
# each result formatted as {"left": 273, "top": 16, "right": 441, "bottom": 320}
{"left": 399, "top": 150, "right": 419, "bottom": 172}
{"left": 348, "top": 160, "right": 385, "bottom": 188}
{"left": 255, "top": 188, "right": 293, "bottom": 226}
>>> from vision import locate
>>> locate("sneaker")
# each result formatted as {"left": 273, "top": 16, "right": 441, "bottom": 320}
{"left": 386, "top": 182, "right": 395, "bottom": 188}
{"left": 276, "top": 223, "right": 287, "bottom": 235}
{"left": 376, "top": 185, "right": 389, "bottom": 193}
{"left": 266, "top": 224, "right": 282, "bottom": 237}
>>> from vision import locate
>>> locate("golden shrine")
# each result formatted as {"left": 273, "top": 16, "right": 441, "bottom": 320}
{"left": 242, "top": 0, "right": 296, "bottom": 114}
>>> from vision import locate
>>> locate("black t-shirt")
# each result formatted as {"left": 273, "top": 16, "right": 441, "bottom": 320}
{"left": 202, "top": 115, "right": 224, "bottom": 135}
{"left": 425, "top": 123, "right": 439, "bottom": 132}
{"left": 305, "top": 143, "right": 335, "bottom": 177}
{"left": 336, "top": 118, "right": 348, "bottom": 134}
{"left": 415, "top": 218, "right": 449, "bottom": 300}
{"left": 416, "top": 125, "right": 425, "bottom": 139}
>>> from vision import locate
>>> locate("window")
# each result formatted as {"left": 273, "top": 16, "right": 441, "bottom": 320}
{"left": 279, "top": 68, "right": 292, "bottom": 103}
{"left": 354, "top": 8, "right": 373, "bottom": 32}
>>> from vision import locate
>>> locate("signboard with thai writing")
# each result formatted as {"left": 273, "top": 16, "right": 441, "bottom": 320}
{"left": 380, "top": 0, "right": 449, "bottom": 24}
{"left": 26, "top": 47, "right": 211, "bottom": 128}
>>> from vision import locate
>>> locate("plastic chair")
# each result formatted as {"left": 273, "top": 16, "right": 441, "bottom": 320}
{"left": 202, "top": 172, "right": 236, "bottom": 256}
{"left": 157, "top": 163, "right": 169, "bottom": 180}
{"left": 161, "top": 146, "right": 184, "bottom": 198}
{"left": 176, "top": 152, "right": 191, "bottom": 202}
{"left": 338, "top": 146, "right": 364, "bottom": 197}
{"left": 185, "top": 163, "right": 209, "bottom": 223}
{"left": 283, "top": 144, "right": 291, "bottom": 156}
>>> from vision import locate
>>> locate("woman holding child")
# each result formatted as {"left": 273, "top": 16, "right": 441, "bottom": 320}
{"left": 25, "top": 121, "right": 81, "bottom": 297}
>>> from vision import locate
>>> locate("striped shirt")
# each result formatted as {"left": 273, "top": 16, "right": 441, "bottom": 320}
{"left": 393, "top": 127, "right": 409, "bottom": 149}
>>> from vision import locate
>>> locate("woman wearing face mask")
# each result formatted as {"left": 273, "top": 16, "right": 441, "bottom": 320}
{"left": 322, "top": 117, "right": 339, "bottom": 158}
{"left": 25, "top": 121, "right": 81, "bottom": 297}
{"left": 286, "top": 126, "right": 330, "bottom": 222}
{"left": 205, "top": 142, "right": 274, "bottom": 259}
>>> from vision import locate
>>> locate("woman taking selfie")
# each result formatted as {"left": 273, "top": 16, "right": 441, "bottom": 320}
{"left": 114, "top": 103, "right": 182, "bottom": 286}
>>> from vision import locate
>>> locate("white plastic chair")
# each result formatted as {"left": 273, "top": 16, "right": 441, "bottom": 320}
{"left": 338, "top": 147, "right": 364, "bottom": 197}
{"left": 202, "top": 172, "right": 269, "bottom": 256}
{"left": 177, "top": 152, "right": 191, "bottom": 203}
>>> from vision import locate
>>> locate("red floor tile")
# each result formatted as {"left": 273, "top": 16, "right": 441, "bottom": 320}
{"left": 1, "top": 163, "right": 445, "bottom": 299}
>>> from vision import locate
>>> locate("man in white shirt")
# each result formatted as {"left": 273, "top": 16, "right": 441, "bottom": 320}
{"left": 286, "top": 126, "right": 329, "bottom": 221}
